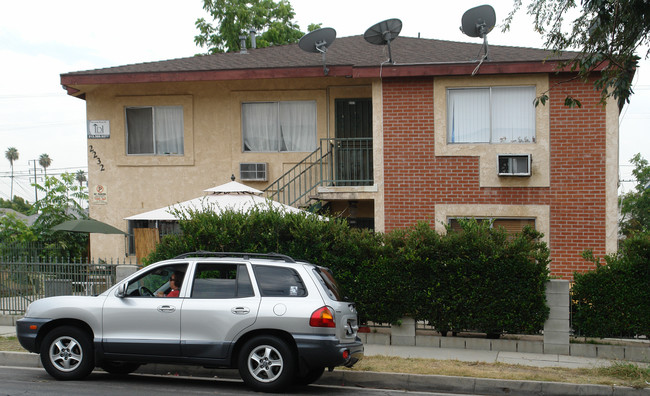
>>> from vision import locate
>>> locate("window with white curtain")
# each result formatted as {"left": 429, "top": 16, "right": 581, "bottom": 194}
{"left": 126, "top": 106, "right": 184, "bottom": 155}
{"left": 242, "top": 101, "right": 317, "bottom": 152}
{"left": 447, "top": 86, "right": 536, "bottom": 144}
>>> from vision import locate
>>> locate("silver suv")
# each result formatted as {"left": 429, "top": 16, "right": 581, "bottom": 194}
{"left": 17, "top": 252, "right": 363, "bottom": 392}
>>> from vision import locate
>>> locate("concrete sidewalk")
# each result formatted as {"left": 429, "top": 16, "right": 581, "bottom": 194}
{"left": 1, "top": 325, "right": 649, "bottom": 395}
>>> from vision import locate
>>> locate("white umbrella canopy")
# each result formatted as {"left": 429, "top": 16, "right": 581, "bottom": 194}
{"left": 124, "top": 180, "right": 308, "bottom": 221}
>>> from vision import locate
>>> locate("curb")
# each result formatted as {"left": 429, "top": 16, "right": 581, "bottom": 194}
{"left": 2, "top": 351, "right": 649, "bottom": 395}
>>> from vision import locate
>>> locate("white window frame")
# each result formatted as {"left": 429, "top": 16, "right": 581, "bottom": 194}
{"left": 241, "top": 100, "right": 317, "bottom": 152}
{"left": 125, "top": 106, "right": 184, "bottom": 156}
{"left": 447, "top": 86, "right": 536, "bottom": 144}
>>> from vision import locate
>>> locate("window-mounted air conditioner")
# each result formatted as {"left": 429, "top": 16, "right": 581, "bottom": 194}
{"left": 497, "top": 154, "right": 531, "bottom": 176}
{"left": 240, "top": 163, "right": 268, "bottom": 181}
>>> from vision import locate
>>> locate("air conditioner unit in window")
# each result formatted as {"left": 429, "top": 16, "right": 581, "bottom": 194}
{"left": 497, "top": 154, "right": 531, "bottom": 176}
{"left": 240, "top": 163, "right": 268, "bottom": 181}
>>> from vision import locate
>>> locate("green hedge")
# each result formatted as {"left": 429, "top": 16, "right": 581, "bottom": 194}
{"left": 145, "top": 206, "right": 551, "bottom": 335}
{"left": 377, "top": 220, "right": 550, "bottom": 334}
{"left": 572, "top": 232, "right": 650, "bottom": 338}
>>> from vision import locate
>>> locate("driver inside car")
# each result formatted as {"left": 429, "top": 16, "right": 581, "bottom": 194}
{"left": 157, "top": 271, "right": 184, "bottom": 297}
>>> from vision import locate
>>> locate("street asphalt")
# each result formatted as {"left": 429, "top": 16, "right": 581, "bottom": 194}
{"left": 1, "top": 325, "right": 649, "bottom": 395}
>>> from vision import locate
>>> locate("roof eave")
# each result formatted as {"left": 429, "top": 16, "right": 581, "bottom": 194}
{"left": 60, "top": 60, "right": 576, "bottom": 97}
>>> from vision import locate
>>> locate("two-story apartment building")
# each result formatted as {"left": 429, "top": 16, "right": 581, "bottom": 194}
{"left": 60, "top": 34, "right": 618, "bottom": 278}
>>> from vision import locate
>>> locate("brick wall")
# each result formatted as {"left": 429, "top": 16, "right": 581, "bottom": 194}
{"left": 382, "top": 75, "right": 609, "bottom": 278}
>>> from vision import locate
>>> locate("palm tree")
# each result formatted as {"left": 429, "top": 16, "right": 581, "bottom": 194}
{"left": 75, "top": 170, "right": 87, "bottom": 189}
{"left": 75, "top": 170, "right": 87, "bottom": 208}
{"left": 39, "top": 153, "right": 52, "bottom": 181}
{"left": 5, "top": 147, "right": 19, "bottom": 199}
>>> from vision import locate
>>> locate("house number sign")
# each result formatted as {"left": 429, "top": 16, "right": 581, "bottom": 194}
{"left": 89, "top": 145, "right": 105, "bottom": 172}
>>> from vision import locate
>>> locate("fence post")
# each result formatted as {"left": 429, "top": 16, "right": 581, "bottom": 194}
{"left": 543, "top": 279, "right": 570, "bottom": 354}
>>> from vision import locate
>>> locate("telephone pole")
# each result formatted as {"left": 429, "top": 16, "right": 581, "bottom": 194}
{"left": 28, "top": 159, "right": 40, "bottom": 202}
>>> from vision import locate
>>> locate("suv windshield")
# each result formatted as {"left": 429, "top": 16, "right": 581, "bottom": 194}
{"left": 314, "top": 267, "right": 345, "bottom": 301}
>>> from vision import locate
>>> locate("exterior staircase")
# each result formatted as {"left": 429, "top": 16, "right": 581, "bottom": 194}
{"left": 263, "top": 138, "right": 373, "bottom": 209}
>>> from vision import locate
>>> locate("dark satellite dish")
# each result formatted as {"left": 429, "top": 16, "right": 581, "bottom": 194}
{"left": 364, "top": 18, "right": 402, "bottom": 64}
{"left": 460, "top": 4, "right": 496, "bottom": 38}
{"left": 460, "top": 4, "right": 496, "bottom": 73}
{"left": 299, "top": 27, "right": 336, "bottom": 75}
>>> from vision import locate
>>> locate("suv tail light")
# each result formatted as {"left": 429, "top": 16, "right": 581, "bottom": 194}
{"left": 310, "top": 306, "right": 335, "bottom": 328}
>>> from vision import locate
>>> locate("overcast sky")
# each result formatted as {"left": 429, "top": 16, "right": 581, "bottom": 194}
{"left": 1, "top": 0, "right": 648, "bottom": 203}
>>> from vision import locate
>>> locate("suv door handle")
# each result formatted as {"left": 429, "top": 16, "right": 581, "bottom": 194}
{"left": 157, "top": 305, "right": 176, "bottom": 313}
{"left": 231, "top": 307, "right": 250, "bottom": 315}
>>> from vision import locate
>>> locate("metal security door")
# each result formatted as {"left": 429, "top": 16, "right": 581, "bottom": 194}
{"left": 334, "top": 99, "right": 373, "bottom": 186}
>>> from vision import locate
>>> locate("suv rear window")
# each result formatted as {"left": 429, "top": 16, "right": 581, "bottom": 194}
{"left": 313, "top": 267, "right": 345, "bottom": 301}
{"left": 191, "top": 263, "right": 254, "bottom": 298}
{"left": 253, "top": 265, "right": 307, "bottom": 297}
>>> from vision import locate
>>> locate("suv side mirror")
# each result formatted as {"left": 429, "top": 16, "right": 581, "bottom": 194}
{"left": 115, "top": 282, "right": 128, "bottom": 298}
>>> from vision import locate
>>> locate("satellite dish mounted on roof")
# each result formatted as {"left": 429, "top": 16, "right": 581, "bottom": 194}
{"left": 364, "top": 18, "right": 402, "bottom": 64}
{"left": 460, "top": 4, "right": 496, "bottom": 74}
{"left": 299, "top": 27, "right": 337, "bottom": 75}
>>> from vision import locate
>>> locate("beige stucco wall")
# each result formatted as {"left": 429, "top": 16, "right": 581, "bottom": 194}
{"left": 79, "top": 78, "right": 376, "bottom": 259}
{"left": 605, "top": 95, "right": 619, "bottom": 254}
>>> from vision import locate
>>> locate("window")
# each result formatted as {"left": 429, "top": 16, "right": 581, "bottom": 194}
{"left": 253, "top": 266, "right": 307, "bottom": 297}
{"left": 242, "top": 101, "right": 317, "bottom": 152}
{"left": 448, "top": 217, "right": 536, "bottom": 236}
{"left": 126, "top": 106, "right": 184, "bottom": 155}
{"left": 313, "top": 267, "right": 345, "bottom": 301}
{"left": 191, "top": 263, "right": 254, "bottom": 299}
{"left": 447, "top": 86, "right": 535, "bottom": 144}
{"left": 125, "top": 264, "right": 188, "bottom": 297}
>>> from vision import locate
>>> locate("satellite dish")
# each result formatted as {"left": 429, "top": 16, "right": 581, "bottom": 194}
{"left": 460, "top": 4, "right": 496, "bottom": 38}
{"left": 299, "top": 27, "right": 337, "bottom": 75}
{"left": 364, "top": 18, "right": 402, "bottom": 64}
{"left": 460, "top": 4, "right": 496, "bottom": 73}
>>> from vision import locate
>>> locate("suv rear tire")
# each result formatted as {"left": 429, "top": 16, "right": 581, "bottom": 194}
{"left": 40, "top": 326, "right": 94, "bottom": 380}
{"left": 238, "top": 335, "right": 295, "bottom": 392}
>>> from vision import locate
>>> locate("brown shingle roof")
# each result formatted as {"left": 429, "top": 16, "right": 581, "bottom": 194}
{"left": 62, "top": 35, "right": 576, "bottom": 78}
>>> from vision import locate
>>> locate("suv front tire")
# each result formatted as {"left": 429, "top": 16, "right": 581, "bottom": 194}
{"left": 40, "top": 326, "right": 95, "bottom": 380}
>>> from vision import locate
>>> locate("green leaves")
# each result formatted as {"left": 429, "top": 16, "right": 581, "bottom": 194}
{"left": 506, "top": 0, "right": 650, "bottom": 107}
{"left": 573, "top": 232, "right": 650, "bottom": 337}
{"left": 194, "top": 0, "right": 307, "bottom": 54}
{"left": 619, "top": 154, "right": 650, "bottom": 237}
{"left": 0, "top": 173, "right": 89, "bottom": 260}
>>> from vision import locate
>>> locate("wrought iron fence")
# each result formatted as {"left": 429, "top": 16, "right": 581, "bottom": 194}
{"left": 0, "top": 256, "right": 135, "bottom": 314}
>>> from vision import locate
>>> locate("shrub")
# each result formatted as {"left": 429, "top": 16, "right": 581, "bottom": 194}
{"left": 572, "top": 232, "right": 650, "bottom": 338}
{"left": 145, "top": 207, "right": 551, "bottom": 335}
{"left": 421, "top": 220, "right": 550, "bottom": 335}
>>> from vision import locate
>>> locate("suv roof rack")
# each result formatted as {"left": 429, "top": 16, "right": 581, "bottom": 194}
{"left": 173, "top": 251, "right": 296, "bottom": 263}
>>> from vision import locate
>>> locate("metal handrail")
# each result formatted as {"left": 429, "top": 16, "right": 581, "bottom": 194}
{"left": 263, "top": 138, "right": 373, "bottom": 208}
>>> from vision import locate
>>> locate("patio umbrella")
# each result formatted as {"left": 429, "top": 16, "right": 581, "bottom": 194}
{"left": 51, "top": 218, "right": 126, "bottom": 262}
{"left": 124, "top": 180, "right": 311, "bottom": 221}
{"left": 52, "top": 218, "right": 126, "bottom": 235}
